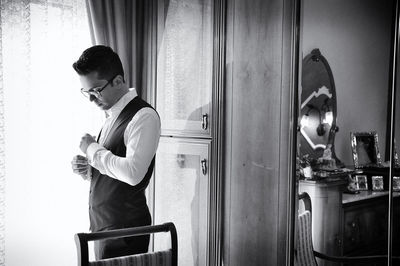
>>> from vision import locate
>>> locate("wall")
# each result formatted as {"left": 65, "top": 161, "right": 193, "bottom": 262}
{"left": 223, "top": 0, "right": 294, "bottom": 264}
{"left": 302, "top": 0, "right": 394, "bottom": 165}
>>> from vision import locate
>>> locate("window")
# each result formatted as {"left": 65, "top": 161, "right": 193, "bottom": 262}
{"left": 1, "top": 1, "right": 102, "bottom": 264}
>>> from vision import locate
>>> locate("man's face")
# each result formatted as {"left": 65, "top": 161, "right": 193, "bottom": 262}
{"left": 79, "top": 72, "right": 116, "bottom": 110}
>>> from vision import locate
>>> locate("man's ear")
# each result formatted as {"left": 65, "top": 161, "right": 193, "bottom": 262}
{"left": 112, "top": 75, "right": 124, "bottom": 86}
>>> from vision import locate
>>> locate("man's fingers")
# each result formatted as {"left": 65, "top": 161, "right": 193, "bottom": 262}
{"left": 71, "top": 153, "right": 89, "bottom": 176}
{"left": 72, "top": 163, "right": 88, "bottom": 176}
{"left": 72, "top": 169, "right": 87, "bottom": 175}
{"left": 73, "top": 155, "right": 87, "bottom": 161}
{"left": 71, "top": 155, "right": 88, "bottom": 166}
{"left": 71, "top": 160, "right": 88, "bottom": 165}
{"left": 73, "top": 169, "right": 88, "bottom": 175}
{"left": 72, "top": 167, "right": 87, "bottom": 172}
{"left": 73, "top": 170, "right": 88, "bottom": 176}
{"left": 73, "top": 168, "right": 88, "bottom": 175}
{"left": 72, "top": 165, "right": 88, "bottom": 170}
{"left": 80, "top": 174, "right": 91, "bottom": 181}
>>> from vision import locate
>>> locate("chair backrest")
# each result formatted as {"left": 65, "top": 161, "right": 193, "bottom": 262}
{"left": 75, "top": 223, "right": 177, "bottom": 266}
{"left": 296, "top": 210, "right": 318, "bottom": 266}
{"left": 296, "top": 192, "right": 317, "bottom": 266}
{"left": 88, "top": 250, "right": 172, "bottom": 266}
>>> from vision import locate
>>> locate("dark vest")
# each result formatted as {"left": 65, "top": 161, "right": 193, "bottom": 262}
{"left": 89, "top": 96, "right": 156, "bottom": 232}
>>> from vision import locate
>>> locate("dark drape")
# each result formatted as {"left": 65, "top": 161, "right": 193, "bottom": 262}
{"left": 85, "top": 0, "right": 155, "bottom": 100}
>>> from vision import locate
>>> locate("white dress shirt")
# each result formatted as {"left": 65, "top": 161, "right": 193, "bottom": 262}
{"left": 86, "top": 89, "right": 161, "bottom": 186}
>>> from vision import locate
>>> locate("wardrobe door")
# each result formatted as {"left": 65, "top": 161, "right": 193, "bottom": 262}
{"left": 296, "top": 0, "right": 395, "bottom": 265}
{"left": 392, "top": 0, "right": 400, "bottom": 260}
{"left": 153, "top": 137, "right": 210, "bottom": 266}
{"left": 156, "top": 0, "right": 213, "bottom": 137}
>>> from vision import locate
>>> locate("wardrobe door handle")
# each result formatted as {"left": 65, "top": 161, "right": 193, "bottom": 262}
{"left": 201, "top": 159, "right": 207, "bottom": 175}
{"left": 202, "top": 114, "right": 209, "bottom": 130}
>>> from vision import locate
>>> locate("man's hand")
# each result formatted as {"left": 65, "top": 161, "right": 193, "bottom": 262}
{"left": 71, "top": 155, "right": 91, "bottom": 180}
{"left": 80, "top": 133, "right": 96, "bottom": 154}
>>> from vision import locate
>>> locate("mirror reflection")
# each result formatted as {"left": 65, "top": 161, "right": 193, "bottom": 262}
{"left": 296, "top": 0, "right": 399, "bottom": 265}
{"left": 299, "top": 48, "right": 343, "bottom": 172}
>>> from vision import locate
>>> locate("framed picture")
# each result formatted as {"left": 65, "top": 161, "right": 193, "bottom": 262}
{"left": 355, "top": 175, "right": 368, "bottom": 191}
{"left": 393, "top": 176, "right": 400, "bottom": 191}
{"left": 372, "top": 176, "right": 384, "bottom": 191}
{"left": 350, "top": 132, "right": 382, "bottom": 168}
{"left": 394, "top": 139, "right": 400, "bottom": 168}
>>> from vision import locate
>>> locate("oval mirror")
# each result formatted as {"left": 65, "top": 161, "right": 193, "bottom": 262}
{"left": 300, "top": 48, "right": 341, "bottom": 166}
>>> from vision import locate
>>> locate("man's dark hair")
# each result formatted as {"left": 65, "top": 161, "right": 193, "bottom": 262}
{"left": 72, "top": 45, "right": 124, "bottom": 80}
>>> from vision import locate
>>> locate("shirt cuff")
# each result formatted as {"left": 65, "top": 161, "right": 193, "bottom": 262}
{"left": 86, "top": 142, "right": 104, "bottom": 164}
{"left": 85, "top": 165, "right": 92, "bottom": 181}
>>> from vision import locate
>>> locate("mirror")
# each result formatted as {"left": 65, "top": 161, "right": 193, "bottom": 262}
{"left": 300, "top": 48, "right": 342, "bottom": 169}
{"left": 295, "top": 0, "right": 397, "bottom": 264}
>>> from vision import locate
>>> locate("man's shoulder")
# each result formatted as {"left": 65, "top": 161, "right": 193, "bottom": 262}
{"left": 125, "top": 107, "right": 161, "bottom": 133}
{"left": 136, "top": 106, "right": 160, "bottom": 120}
{"left": 127, "top": 96, "right": 153, "bottom": 109}
{"left": 125, "top": 102, "right": 160, "bottom": 123}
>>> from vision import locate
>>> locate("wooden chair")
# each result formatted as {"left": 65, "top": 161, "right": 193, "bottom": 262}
{"left": 296, "top": 192, "right": 398, "bottom": 265}
{"left": 75, "top": 222, "right": 177, "bottom": 266}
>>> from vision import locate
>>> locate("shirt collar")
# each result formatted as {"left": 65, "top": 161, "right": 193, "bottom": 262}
{"left": 105, "top": 88, "right": 138, "bottom": 118}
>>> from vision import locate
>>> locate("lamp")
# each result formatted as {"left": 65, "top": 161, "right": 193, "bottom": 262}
{"left": 300, "top": 113, "right": 311, "bottom": 128}
{"left": 323, "top": 111, "right": 333, "bottom": 125}
{"left": 321, "top": 98, "right": 333, "bottom": 126}
{"left": 301, "top": 104, "right": 326, "bottom": 136}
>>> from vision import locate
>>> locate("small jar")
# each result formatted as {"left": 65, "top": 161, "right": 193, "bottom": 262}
{"left": 303, "top": 166, "right": 313, "bottom": 179}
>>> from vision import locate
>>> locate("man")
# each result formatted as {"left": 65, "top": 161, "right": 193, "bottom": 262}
{"left": 70, "top": 45, "right": 160, "bottom": 260}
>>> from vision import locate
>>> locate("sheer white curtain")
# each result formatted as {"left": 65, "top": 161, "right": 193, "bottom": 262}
{"left": 1, "top": 0, "right": 103, "bottom": 265}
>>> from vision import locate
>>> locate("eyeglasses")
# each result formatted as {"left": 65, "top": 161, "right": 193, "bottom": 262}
{"left": 80, "top": 75, "right": 117, "bottom": 98}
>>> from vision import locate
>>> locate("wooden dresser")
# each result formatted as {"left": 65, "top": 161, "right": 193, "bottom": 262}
{"left": 342, "top": 191, "right": 400, "bottom": 256}
{"left": 299, "top": 176, "right": 400, "bottom": 266}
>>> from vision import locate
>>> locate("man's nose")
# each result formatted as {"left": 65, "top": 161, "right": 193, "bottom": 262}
{"left": 89, "top": 95, "right": 96, "bottom": 102}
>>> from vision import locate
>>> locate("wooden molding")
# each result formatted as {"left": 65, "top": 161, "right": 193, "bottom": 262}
{"left": 279, "top": 0, "right": 301, "bottom": 265}
{"left": 209, "top": 0, "right": 227, "bottom": 265}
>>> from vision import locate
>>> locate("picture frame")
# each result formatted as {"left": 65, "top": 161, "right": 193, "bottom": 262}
{"left": 355, "top": 175, "right": 368, "bottom": 191}
{"left": 372, "top": 176, "right": 384, "bottom": 191}
{"left": 350, "top": 132, "right": 382, "bottom": 168}
{"left": 393, "top": 176, "right": 400, "bottom": 192}
{"left": 394, "top": 139, "right": 400, "bottom": 168}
